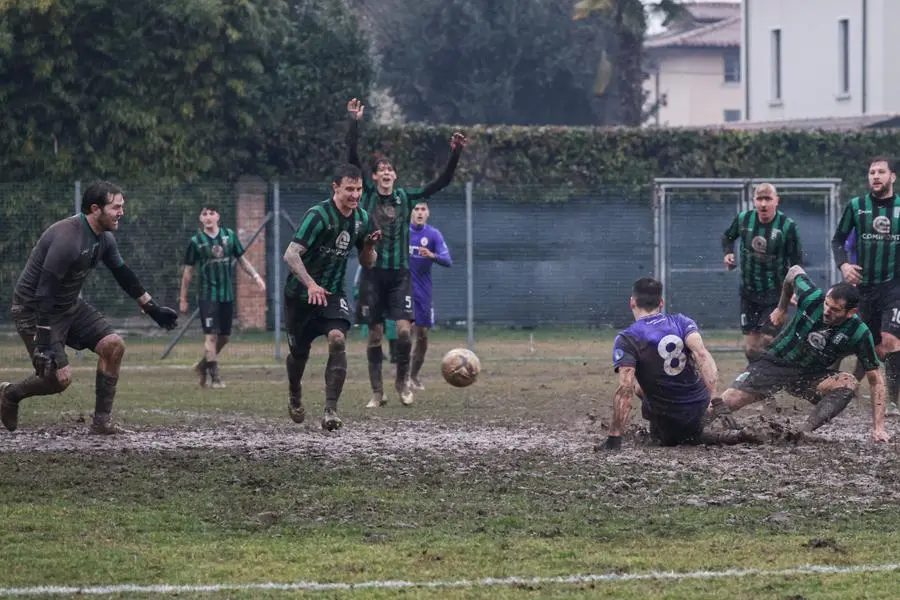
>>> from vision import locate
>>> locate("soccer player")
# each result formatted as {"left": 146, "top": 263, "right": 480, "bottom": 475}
{"left": 345, "top": 97, "right": 466, "bottom": 408}
{"left": 179, "top": 204, "right": 266, "bottom": 388}
{"left": 0, "top": 181, "right": 178, "bottom": 434}
{"left": 832, "top": 157, "right": 900, "bottom": 412}
{"left": 352, "top": 265, "right": 399, "bottom": 364}
{"left": 408, "top": 201, "right": 452, "bottom": 390}
{"left": 282, "top": 164, "right": 381, "bottom": 430}
{"left": 714, "top": 265, "right": 890, "bottom": 443}
{"left": 722, "top": 183, "right": 803, "bottom": 362}
{"left": 602, "top": 277, "right": 761, "bottom": 450}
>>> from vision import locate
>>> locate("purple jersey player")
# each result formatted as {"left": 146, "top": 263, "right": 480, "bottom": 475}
{"left": 602, "top": 278, "right": 762, "bottom": 450}
{"left": 408, "top": 201, "right": 452, "bottom": 390}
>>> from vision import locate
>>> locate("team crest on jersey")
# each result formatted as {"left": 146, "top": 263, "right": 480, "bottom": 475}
{"left": 613, "top": 348, "right": 624, "bottom": 362}
{"left": 336, "top": 231, "right": 351, "bottom": 252}
{"left": 874, "top": 216, "right": 892, "bottom": 234}
{"left": 770, "top": 229, "right": 782, "bottom": 240}
{"left": 807, "top": 331, "right": 827, "bottom": 350}
{"left": 751, "top": 236, "right": 768, "bottom": 253}
{"left": 420, "top": 237, "right": 429, "bottom": 247}
{"left": 212, "top": 245, "right": 224, "bottom": 258}
{"left": 833, "top": 333, "right": 848, "bottom": 345}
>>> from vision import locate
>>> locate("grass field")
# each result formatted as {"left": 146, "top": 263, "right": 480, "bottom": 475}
{"left": 1, "top": 327, "right": 899, "bottom": 599}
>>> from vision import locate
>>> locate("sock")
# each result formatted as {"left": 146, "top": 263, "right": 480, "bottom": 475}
{"left": 805, "top": 388, "right": 855, "bottom": 432}
{"left": 885, "top": 353, "right": 900, "bottom": 404}
{"left": 286, "top": 352, "right": 309, "bottom": 405}
{"left": 324, "top": 350, "right": 348, "bottom": 411}
{"left": 388, "top": 339, "right": 398, "bottom": 364}
{"left": 94, "top": 371, "right": 119, "bottom": 424}
{"left": 367, "top": 346, "right": 384, "bottom": 394}
{"left": 207, "top": 361, "right": 219, "bottom": 381}
{"left": 5, "top": 375, "right": 66, "bottom": 403}
{"left": 394, "top": 339, "right": 412, "bottom": 387}
{"left": 411, "top": 336, "right": 428, "bottom": 380}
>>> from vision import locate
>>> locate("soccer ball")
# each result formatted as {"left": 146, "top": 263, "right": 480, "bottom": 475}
{"left": 441, "top": 348, "right": 481, "bottom": 388}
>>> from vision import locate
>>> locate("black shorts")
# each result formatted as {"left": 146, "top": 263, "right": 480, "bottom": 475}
{"left": 355, "top": 267, "right": 414, "bottom": 325}
{"left": 739, "top": 294, "right": 779, "bottom": 336}
{"left": 641, "top": 401, "right": 708, "bottom": 446}
{"left": 11, "top": 300, "right": 116, "bottom": 369}
{"left": 198, "top": 300, "right": 234, "bottom": 335}
{"left": 284, "top": 295, "right": 352, "bottom": 352}
{"left": 731, "top": 356, "right": 835, "bottom": 403}
{"left": 857, "top": 280, "right": 900, "bottom": 346}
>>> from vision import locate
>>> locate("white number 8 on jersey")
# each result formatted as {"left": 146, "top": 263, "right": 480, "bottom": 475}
{"left": 657, "top": 335, "right": 687, "bottom": 376}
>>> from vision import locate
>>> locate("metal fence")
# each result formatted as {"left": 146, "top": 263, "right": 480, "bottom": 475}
{"left": 0, "top": 178, "right": 842, "bottom": 340}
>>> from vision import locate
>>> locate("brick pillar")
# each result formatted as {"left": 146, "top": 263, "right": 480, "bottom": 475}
{"left": 235, "top": 176, "right": 268, "bottom": 331}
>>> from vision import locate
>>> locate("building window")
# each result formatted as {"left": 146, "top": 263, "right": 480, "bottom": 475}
{"left": 838, "top": 19, "right": 850, "bottom": 95}
{"left": 723, "top": 109, "right": 742, "bottom": 122}
{"left": 723, "top": 49, "right": 740, "bottom": 83}
{"left": 771, "top": 29, "right": 782, "bottom": 102}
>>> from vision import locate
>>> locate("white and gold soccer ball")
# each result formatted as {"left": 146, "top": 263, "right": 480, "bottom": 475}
{"left": 441, "top": 348, "right": 481, "bottom": 388}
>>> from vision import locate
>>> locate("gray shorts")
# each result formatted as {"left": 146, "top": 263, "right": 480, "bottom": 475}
{"left": 731, "top": 357, "right": 835, "bottom": 403}
{"left": 11, "top": 300, "right": 116, "bottom": 369}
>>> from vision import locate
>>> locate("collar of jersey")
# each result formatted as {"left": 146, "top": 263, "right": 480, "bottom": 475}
{"left": 79, "top": 213, "right": 101, "bottom": 240}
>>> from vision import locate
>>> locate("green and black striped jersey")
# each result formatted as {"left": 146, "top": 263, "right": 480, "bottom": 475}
{"left": 722, "top": 210, "right": 802, "bottom": 300}
{"left": 184, "top": 228, "right": 245, "bottom": 302}
{"left": 766, "top": 274, "right": 879, "bottom": 372}
{"left": 361, "top": 184, "right": 429, "bottom": 271}
{"left": 831, "top": 193, "right": 900, "bottom": 286}
{"left": 284, "top": 199, "right": 373, "bottom": 300}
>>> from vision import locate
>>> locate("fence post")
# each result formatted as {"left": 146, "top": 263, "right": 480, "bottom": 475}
{"left": 465, "top": 181, "right": 474, "bottom": 351}
{"left": 73, "top": 181, "right": 81, "bottom": 215}
{"left": 273, "top": 181, "right": 282, "bottom": 360}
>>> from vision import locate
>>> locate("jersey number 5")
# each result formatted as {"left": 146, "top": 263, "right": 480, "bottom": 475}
{"left": 657, "top": 335, "right": 687, "bottom": 376}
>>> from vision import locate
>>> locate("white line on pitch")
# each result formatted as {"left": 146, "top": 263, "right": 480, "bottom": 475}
{"left": 1, "top": 563, "right": 898, "bottom": 597}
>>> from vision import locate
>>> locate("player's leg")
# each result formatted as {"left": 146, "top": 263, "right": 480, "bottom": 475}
{"left": 322, "top": 323, "right": 350, "bottom": 431}
{"left": 386, "top": 319, "right": 398, "bottom": 364}
{"left": 68, "top": 301, "right": 129, "bottom": 434}
{"left": 706, "top": 359, "right": 784, "bottom": 427}
{"left": 410, "top": 299, "right": 433, "bottom": 390}
{"left": 386, "top": 270, "right": 416, "bottom": 405}
{"left": 0, "top": 308, "right": 71, "bottom": 431}
{"left": 853, "top": 287, "right": 880, "bottom": 382}
{"left": 284, "top": 298, "right": 315, "bottom": 424}
{"left": 740, "top": 298, "right": 770, "bottom": 363}
{"left": 360, "top": 269, "right": 387, "bottom": 408}
{"left": 365, "top": 322, "right": 386, "bottom": 408}
{"left": 800, "top": 372, "right": 859, "bottom": 434}
{"left": 877, "top": 284, "right": 900, "bottom": 415}
{"left": 208, "top": 302, "right": 233, "bottom": 389}
{"left": 193, "top": 300, "right": 214, "bottom": 387}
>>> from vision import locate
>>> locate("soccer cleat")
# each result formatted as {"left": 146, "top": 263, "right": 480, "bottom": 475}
{"left": 409, "top": 377, "right": 425, "bottom": 391}
{"left": 366, "top": 392, "right": 386, "bottom": 409}
{"left": 193, "top": 360, "right": 208, "bottom": 388}
{"left": 321, "top": 408, "right": 343, "bottom": 431}
{"left": 210, "top": 377, "right": 226, "bottom": 389}
{"left": 0, "top": 382, "right": 18, "bottom": 432}
{"left": 397, "top": 381, "right": 414, "bottom": 406}
{"left": 887, "top": 402, "right": 900, "bottom": 417}
{"left": 89, "top": 420, "right": 132, "bottom": 435}
{"left": 288, "top": 395, "right": 306, "bottom": 424}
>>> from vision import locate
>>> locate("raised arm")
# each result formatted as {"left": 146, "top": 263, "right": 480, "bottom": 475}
{"left": 410, "top": 133, "right": 467, "bottom": 201}
{"left": 685, "top": 332, "right": 718, "bottom": 397}
{"left": 768, "top": 264, "right": 807, "bottom": 329}
{"left": 346, "top": 98, "right": 364, "bottom": 169}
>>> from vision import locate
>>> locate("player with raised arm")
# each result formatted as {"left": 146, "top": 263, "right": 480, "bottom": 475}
{"left": 282, "top": 164, "right": 381, "bottom": 430}
{"left": 408, "top": 201, "right": 452, "bottom": 390}
{"left": 722, "top": 183, "right": 802, "bottom": 363}
{"left": 179, "top": 204, "right": 266, "bottom": 388}
{"left": 345, "top": 97, "right": 466, "bottom": 408}
{"left": 0, "top": 181, "right": 178, "bottom": 434}
{"left": 602, "top": 277, "right": 762, "bottom": 450}
{"left": 712, "top": 265, "right": 890, "bottom": 443}
{"left": 831, "top": 157, "right": 900, "bottom": 412}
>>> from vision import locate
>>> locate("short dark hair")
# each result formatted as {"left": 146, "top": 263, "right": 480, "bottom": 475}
{"left": 869, "top": 156, "right": 897, "bottom": 173}
{"left": 827, "top": 282, "right": 861, "bottom": 311}
{"left": 333, "top": 163, "right": 363, "bottom": 186}
{"left": 199, "top": 202, "right": 219, "bottom": 214}
{"left": 632, "top": 277, "right": 663, "bottom": 310}
{"left": 371, "top": 155, "right": 392, "bottom": 174}
{"left": 81, "top": 180, "right": 124, "bottom": 214}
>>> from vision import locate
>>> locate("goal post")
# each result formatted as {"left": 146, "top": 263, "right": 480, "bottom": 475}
{"left": 652, "top": 177, "right": 842, "bottom": 330}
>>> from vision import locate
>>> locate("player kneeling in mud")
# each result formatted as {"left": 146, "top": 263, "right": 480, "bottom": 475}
{"left": 600, "top": 277, "right": 765, "bottom": 451}
{"left": 709, "top": 265, "right": 890, "bottom": 443}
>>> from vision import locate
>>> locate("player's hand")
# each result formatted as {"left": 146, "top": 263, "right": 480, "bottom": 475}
{"left": 32, "top": 325, "right": 57, "bottom": 378}
{"left": 710, "top": 396, "right": 741, "bottom": 430}
{"left": 347, "top": 98, "right": 365, "bottom": 120}
{"left": 419, "top": 246, "right": 436, "bottom": 260}
{"left": 769, "top": 307, "right": 786, "bottom": 328}
{"left": 873, "top": 427, "right": 891, "bottom": 443}
{"left": 724, "top": 253, "right": 736, "bottom": 270}
{"left": 142, "top": 299, "right": 179, "bottom": 330}
{"left": 307, "top": 283, "right": 330, "bottom": 306}
{"left": 254, "top": 274, "right": 266, "bottom": 292}
{"left": 841, "top": 263, "right": 862, "bottom": 285}
{"left": 602, "top": 435, "right": 622, "bottom": 451}
{"left": 365, "top": 230, "right": 383, "bottom": 246}
{"left": 179, "top": 298, "right": 189, "bottom": 314}
{"left": 450, "top": 132, "right": 466, "bottom": 151}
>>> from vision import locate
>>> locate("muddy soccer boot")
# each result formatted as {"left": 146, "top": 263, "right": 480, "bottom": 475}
{"left": 0, "top": 382, "right": 18, "bottom": 432}
{"left": 193, "top": 358, "right": 208, "bottom": 388}
{"left": 321, "top": 407, "right": 343, "bottom": 431}
{"left": 289, "top": 392, "right": 306, "bottom": 424}
{"left": 366, "top": 392, "right": 386, "bottom": 409}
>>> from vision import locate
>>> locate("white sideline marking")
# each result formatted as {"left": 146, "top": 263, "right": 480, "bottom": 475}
{"left": 1, "top": 563, "right": 898, "bottom": 596}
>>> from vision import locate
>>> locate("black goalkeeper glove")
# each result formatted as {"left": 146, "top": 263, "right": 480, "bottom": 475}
{"left": 143, "top": 299, "right": 179, "bottom": 330}
{"left": 32, "top": 325, "right": 57, "bottom": 378}
{"left": 603, "top": 435, "right": 622, "bottom": 451}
